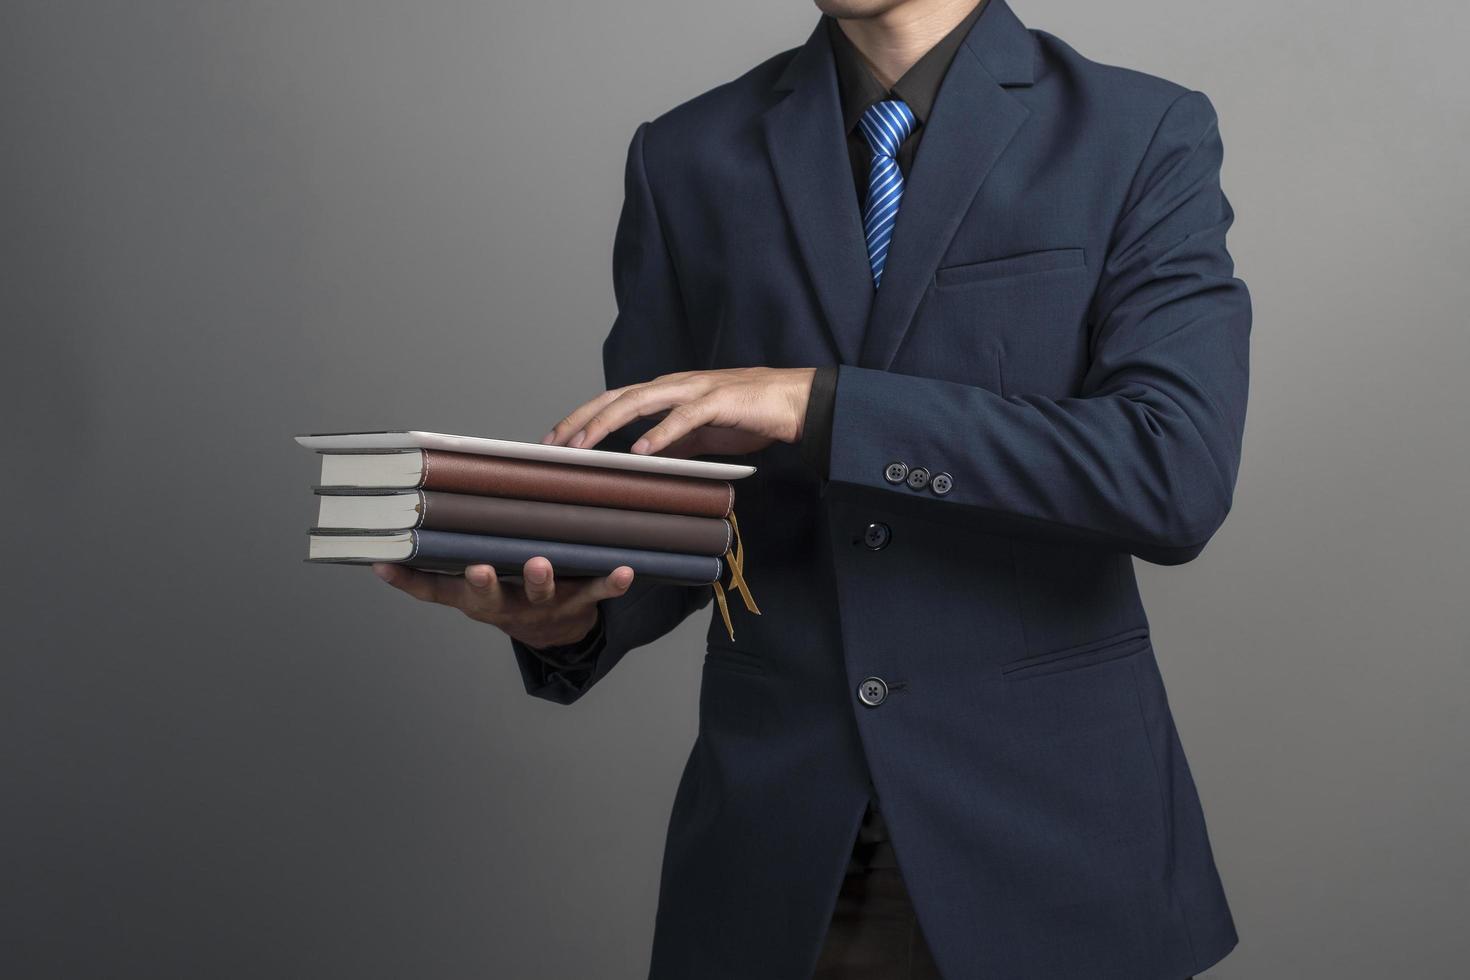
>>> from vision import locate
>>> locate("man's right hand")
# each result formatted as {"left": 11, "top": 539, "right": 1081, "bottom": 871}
{"left": 372, "top": 558, "right": 633, "bottom": 650}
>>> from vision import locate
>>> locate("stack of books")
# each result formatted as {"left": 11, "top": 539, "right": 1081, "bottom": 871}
{"left": 296, "top": 430, "right": 760, "bottom": 637}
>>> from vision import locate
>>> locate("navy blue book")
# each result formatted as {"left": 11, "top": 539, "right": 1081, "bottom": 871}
{"left": 306, "top": 528, "right": 723, "bottom": 587}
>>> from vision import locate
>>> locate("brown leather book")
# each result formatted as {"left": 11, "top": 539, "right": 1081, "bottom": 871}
{"left": 313, "top": 490, "right": 733, "bottom": 556}
{"left": 316, "top": 449, "right": 734, "bottom": 519}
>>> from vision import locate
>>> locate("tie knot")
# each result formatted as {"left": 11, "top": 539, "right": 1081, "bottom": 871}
{"left": 859, "top": 100, "right": 917, "bottom": 160}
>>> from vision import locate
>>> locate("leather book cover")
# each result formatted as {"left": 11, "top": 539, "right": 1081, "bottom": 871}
{"left": 404, "top": 529, "right": 723, "bottom": 586}
{"left": 419, "top": 450, "right": 734, "bottom": 519}
{"left": 419, "top": 491, "right": 732, "bottom": 556}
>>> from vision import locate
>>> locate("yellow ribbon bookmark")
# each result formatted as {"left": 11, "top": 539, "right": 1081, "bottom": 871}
{"left": 708, "top": 514, "right": 758, "bottom": 643}
{"left": 711, "top": 510, "right": 761, "bottom": 641}
{"left": 724, "top": 511, "right": 761, "bottom": 615}
{"left": 712, "top": 581, "right": 735, "bottom": 642}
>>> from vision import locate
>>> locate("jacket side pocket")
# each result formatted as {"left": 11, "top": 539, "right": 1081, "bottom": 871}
{"left": 1000, "top": 627, "right": 1150, "bottom": 681}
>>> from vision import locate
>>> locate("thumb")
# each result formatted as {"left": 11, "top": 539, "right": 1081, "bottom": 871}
{"left": 582, "top": 566, "right": 636, "bottom": 604}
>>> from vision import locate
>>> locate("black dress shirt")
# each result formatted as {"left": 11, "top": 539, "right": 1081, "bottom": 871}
{"left": 799, "top": 1, "right": 988, "bottom": 482}
{"left": 802, "top": 2, "right": 989, "bottom": 872}
{"left": 529, "top": 0, "right": 989, "bottom": 873}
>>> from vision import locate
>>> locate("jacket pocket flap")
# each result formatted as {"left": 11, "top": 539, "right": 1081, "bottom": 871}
{"left": 704, "top": 643, "right": 766, "bottom": 676}
{"left": 1000, "top": 627, "right": 1150, "bottom": 681}
{"left": 935, "top": 248, "right": 1085, "bottom": 287}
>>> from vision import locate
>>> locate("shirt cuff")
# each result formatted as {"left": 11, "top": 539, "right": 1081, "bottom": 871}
{"left": 519, "top": 605, "right": 607, "bottom": 670}
{"left": 798, "top": 366, "right": 838, "bottom": 479}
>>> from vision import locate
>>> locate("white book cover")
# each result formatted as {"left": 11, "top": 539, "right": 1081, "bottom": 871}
{"left": 293, "top": 430, "right": 757, "bottom": 481}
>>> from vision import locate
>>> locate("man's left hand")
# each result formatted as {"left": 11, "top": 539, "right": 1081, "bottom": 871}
{"left": 542, "top": 367, "right": 817, "bottom": 458}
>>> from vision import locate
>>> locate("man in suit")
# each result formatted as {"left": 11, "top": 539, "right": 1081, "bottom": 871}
{"left": 375, "top": 0, "right": 1248, "bottom": 976}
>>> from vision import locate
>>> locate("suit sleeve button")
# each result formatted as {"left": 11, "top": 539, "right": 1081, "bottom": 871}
{"left": 883, "top": 461, "right": 909, "bottom": 484}
{"left": 931, "top": 472, "right": 953, "bottom": 496}
{"left": 906, "top": 466, "right": 930, "bottom": 490}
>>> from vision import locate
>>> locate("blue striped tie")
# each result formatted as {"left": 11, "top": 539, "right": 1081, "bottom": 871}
{"left": 858, "top": 99, "right": 918, "bottom": 289}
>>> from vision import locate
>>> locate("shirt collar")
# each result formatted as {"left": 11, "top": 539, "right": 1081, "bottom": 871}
{"left": 827, "top": 0, "right": 988, "bottom": 136}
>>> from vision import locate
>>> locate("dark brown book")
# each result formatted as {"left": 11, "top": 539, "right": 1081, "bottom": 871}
{"left": 316, "top": 450, "right": 733, "bottom": 519}
{"left": 313, "top": 490, "right": 733, "bottom": 556}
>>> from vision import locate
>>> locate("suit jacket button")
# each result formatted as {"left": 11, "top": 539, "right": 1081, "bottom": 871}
{"left": 931, "top": 472, "right": 953, "bottom": 496}
{"left": 858, "top": 676, "right": 888, "bottom": 707}
{"left": 862, "top": 522, "right": 891, "bottom": 550}
{"left": 906, "top": 466, "right": 930, "bottom": 490}
{"left": 884, "top": 461, "right": 909, "bottom": 484}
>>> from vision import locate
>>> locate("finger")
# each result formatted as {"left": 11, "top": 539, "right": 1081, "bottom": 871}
{"left": 521, "top": 557, "right": 556, "bottom": 604}
{"left": 373, "top": 562, "right": 463, "bottom": 606}
{"left": 659, "top": 431, "right": 702, "bottom": 459}
{"left": 631, "top": 395, "right": 722, "bottom": 455}
{"left": 564, "top": 565, "right": 636, "bottom": 605}
{"left": 662, "top": 428, "right": 736, "bottom": 458}
{"left": 573, "top": 377, "right": 714, "bottom": 451}
{"left": 543, "top": 388, "right": 628, "bottom": 446}
{"left": 463, "top": 563, "right": 505, "bottom": 606}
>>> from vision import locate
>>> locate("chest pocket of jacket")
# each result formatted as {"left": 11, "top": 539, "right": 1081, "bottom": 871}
{"left": 903, "top": 247, "right": 1093, "bottom": 398}
{"left": 935, "top": 247, "right": 1084, "bottom": 287}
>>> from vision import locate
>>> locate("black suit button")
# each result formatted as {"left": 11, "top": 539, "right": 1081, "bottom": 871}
{"left": 906, "top": 466, "right": 930, "bottom": 490}
{"left": 931, "top": 472, "right": 953, "bottom": 496}
{"left": 862, "top": 522, "right": 891, "bottom": 550}
{"left": 883, "top": 461, "right": 909, "bottom": 484}
{"left": 858, "top": 676, "right": 888, "bottom": 707}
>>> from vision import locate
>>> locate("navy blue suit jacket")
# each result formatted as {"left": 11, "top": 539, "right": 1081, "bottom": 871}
{"left": 515, "top": 3, "right": 1248, "bottom": 977}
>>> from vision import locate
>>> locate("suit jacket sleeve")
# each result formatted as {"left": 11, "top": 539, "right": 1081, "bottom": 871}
{"left": 512, "top": 121, "right": 713, "bottom": 705}
{"left": 828, "top": 91, "right": 1250, "bottom": 565}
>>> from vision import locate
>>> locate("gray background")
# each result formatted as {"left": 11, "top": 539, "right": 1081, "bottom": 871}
{"left": 2, "top": 0, "right": 1466, "bottom": 977}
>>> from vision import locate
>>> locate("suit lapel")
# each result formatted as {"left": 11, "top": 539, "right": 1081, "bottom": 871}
{"left": 860, "top": 0, "right": 1037, "bottom": 371}
{"left": 763, "top": 24, "right": 873, "bottom": 365}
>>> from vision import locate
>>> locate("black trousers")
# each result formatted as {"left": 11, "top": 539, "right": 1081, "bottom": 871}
{"left": 812, "top": 863, "right": 1196, "bottom": 979}
{"left": 813, "top": 866, "right": 943, "bottom": 979}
